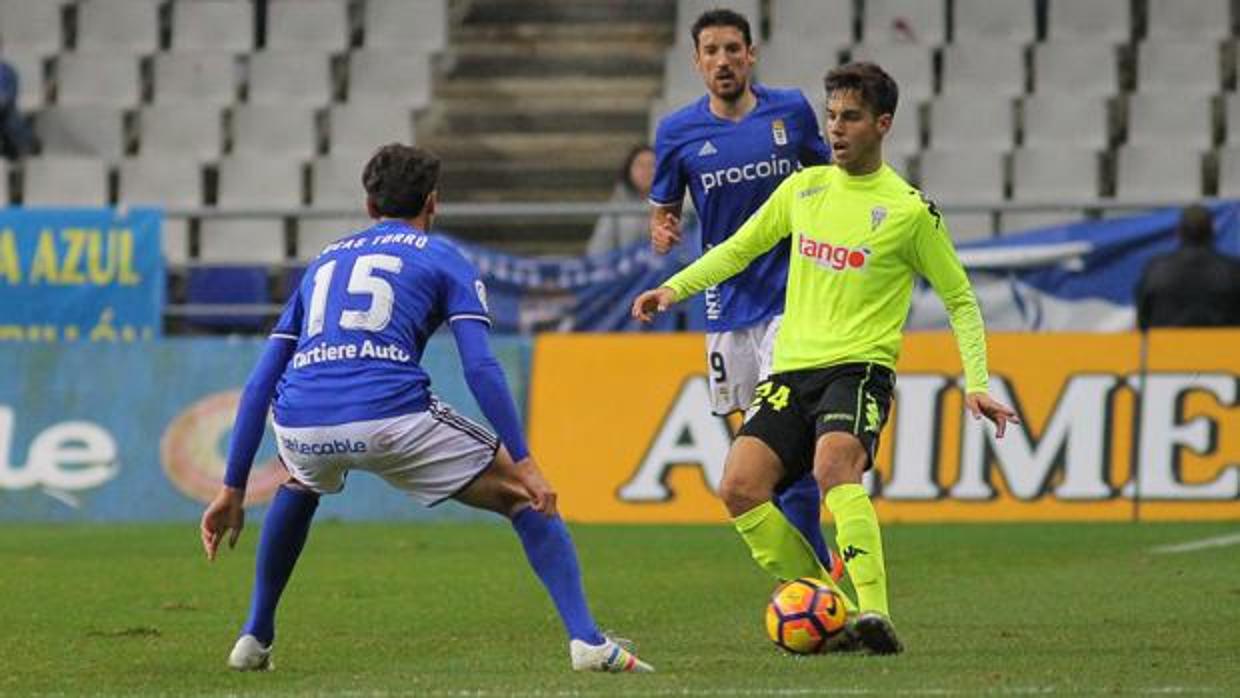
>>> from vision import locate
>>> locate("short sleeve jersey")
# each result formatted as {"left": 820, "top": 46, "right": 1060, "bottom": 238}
{"left": 269, "top": 219, "right": 490, "bottom": 427}
{"left": 650, "top": 84, "right": 830, "bottom": 332}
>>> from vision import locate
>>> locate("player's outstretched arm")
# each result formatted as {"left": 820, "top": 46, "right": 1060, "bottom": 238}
{"left": 964, "top": 392, "right": 1020, "bottom": 439}
{"left": 631, "top": 286, "right": 678, "bottom": 323}
{"left": 200, "top": 336, "right": 296, "bottom": 561}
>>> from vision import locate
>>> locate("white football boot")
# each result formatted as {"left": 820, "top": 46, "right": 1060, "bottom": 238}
{"left": 228, "top": 634, "right": 274, "bottom": 671}
{"left": 569, "top": 637, "right": 654, "bottom": 673}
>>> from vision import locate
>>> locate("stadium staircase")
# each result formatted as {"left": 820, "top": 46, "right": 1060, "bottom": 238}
{"left": 419, "top": 0, "right": 674, "bottom": 253}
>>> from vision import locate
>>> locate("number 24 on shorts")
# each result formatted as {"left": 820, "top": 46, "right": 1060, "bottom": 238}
{"left": 752, "top": 381, "right": 791, "bottom": 411}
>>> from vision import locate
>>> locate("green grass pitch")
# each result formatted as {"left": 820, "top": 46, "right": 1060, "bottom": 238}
{"left": 2, "top": 521, "right": 1238, "bottom": 696}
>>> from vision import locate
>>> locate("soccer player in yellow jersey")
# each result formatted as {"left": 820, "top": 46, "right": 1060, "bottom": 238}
{"left": 631, "top": 62, "right": 1019, "bottom": 654}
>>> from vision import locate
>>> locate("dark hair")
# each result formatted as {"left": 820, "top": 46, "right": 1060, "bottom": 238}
{"left": 362, "top": 143, "right": 440, "bottom": 218}
{"left": 691, "top": 8, "right": 752, "bottom": 49}
{"left": 824, "top": 62, "right": 899, "bottom": 117}
{"left": 1178, "top": 204, "right": 1214, "bottom": 245}
{"left": 618, "top": 144, "right": 654, "bottom": 194}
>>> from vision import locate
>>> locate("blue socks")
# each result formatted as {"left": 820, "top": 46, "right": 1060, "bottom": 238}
{"left": 511, "top": 507, "right": 605, "bottom": 645}
{"left": 775, "top": 473, "right": 833, "bottom": 571}
{"left": 241, "top": 485, "right": 319, "bottom": 646}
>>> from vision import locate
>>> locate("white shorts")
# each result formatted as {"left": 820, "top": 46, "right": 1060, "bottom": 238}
{"left": 273, "top": 399, "right": 499, "bottom": 507}
{"left": 704, "top": 315, "right": 781, "bottom": 415}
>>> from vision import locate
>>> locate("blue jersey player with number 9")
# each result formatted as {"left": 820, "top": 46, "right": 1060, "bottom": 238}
{"left": 649, "top": 8, "right": 841, "bottom": 580}
{"left": 199, "top": 144, "right": 653, "bottom": 674}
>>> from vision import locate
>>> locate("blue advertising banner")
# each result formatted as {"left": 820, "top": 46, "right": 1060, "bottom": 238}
{"left": 0, "top": 207, "right": 163, "bottom": 341}
{"left": 0, "top": 336, "right": 530, "bottom": 521}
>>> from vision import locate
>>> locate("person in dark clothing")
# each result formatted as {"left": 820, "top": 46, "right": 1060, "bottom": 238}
{"left": 1135, "top": 204, "right": 1240, "bottom": 329}
{"left": 0, "top": 50, "right": 37, "bottom": 159}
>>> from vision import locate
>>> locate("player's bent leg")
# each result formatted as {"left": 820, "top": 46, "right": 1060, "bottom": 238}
{"left": 814, "top": 433, "right": 899, "bottom": 653}
{"left": 724, "top": 437, "right": 837, "bottom": 588}
{"left": 231, "top": 481, "right": 320, "bottom": 671}
{"left": 454, "top": 448, "right": 654, "bottom": 673}
{"left": 773, "top": 474, "right": 842, "bottom": 581}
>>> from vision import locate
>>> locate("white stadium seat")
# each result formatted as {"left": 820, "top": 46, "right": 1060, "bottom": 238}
{"left": 265, "top": 0, "right": 349, "bottom": 52}
{"left": 326, "top": 104, "right": 415, "bottom": 156}
{"left": 1135, "top": 41, "right": 1221, "bottom": 96}
{"left": 953, "top": 0, "right": 1036, "bottom": 43}
{"left": 862, "top": 0, "right": 946, "bottom": 45}
{"left": 152, "top": 52, "right": 239, "bottom": 106}
{"left": 1046, "top": 0, "right": 1131, "bottom": 43}
{"left": 116, "top": 156, "right": 202, "bottom": 264}
{"left": 1145, "top": 0, "right": 1232, "bottom": 41}
{"left": 767, "top": 0, "right": 854, "bottom": 47}
{"left": 0, "top": 0, "right": 64, "bottom": 54}
{"left": 75, "top": 0, "right": 160, "bottom": 54}
{"left": 54, "top": 53, "right": 139, "bottom": 106}
{"left": 35, "top": 105, "right": 126, "bottom": 158}
{"left": 939, "top": 41, "right": 1026, "bottom": 97}
{"left": 1125, "top": 94, "right": 1213, "bottom": 150}
{"left": 1021, "top": 95, "right": 1111, "bottom": 150}
{"left": 171, "top": 0, "right": 254, "bottom": 52}
{"left": 21, "top": 156, "right": 109, "bottom": 205}
{"left": 1113, "top": 145, "right": 1202, "bottom": 202}
{"left": 138, "top": 104, "right": 223, "bottom": 161}
{"left": 928, "top": 94, "right": 1014, "bottom": 151}
{"left": 200, "top": 156, "right": 303, "bottom": 263}
{"left": 364, "top": 0, "right": 447, "bottom": 52}
{"left": 246, "top": 51, "right": 333, "bottom": 107}
{"left": 347, "top": 50, "right": 433, "bottom": 109}
{"left": 1032, "top": 42, "right": 1118, "bottom": 97}
{"left": 229, "top": 104, "right": 318, "bottom": 158}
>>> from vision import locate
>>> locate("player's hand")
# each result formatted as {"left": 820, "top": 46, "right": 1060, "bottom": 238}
{"left": 513, "top": 457, "right": 558, "bottom": 517}
{"left": 651, "top": 213, "right": 681, "bottom": 254}
{"left": 631, "top": 287, "right": 677, "bottom": 323}
{"left": 965, "top": 392, "right": 1021, "bottom": 438}
{"left": 200, "top": 486, "right": 245, "bottom": 562}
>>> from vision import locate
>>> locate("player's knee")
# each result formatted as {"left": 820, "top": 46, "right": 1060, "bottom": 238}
{"left": 719, "top": 472, "right": 765, "bottom": 517}
{"left": 495, "top": 480, "right": 532, "bottom": 517}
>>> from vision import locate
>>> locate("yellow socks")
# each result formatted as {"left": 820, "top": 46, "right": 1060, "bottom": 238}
{"left": 732, "top": 501, "right": 856, "bottom": 612}
{"left": 825, "top": 483, "right": 889, "bottom": 617}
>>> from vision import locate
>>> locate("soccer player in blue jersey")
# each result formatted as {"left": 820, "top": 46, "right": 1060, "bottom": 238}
{"left": 199, "top": 144, "right": 653, "bottom": 674}
{"left": 649, "top": 8, "right": 841, "bottom": 580}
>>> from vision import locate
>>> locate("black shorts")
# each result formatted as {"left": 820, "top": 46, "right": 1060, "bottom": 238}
{"left": 738, "top": 362, "right": 895, "bottom": 489}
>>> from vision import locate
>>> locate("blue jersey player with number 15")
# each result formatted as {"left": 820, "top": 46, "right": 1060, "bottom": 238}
{"left": 649, "top": 8, "right": 840, "bottom": 579}
{"left": 199, "top": 144, "right": 653, "bottom": 674}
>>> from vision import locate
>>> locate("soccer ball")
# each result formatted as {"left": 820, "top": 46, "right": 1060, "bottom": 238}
{"left": 765, "top": 577, "right": 848, "bottom": 654}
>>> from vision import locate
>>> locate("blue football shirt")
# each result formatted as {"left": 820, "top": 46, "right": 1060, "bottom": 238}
{"left": 270, "top": 219, "right": 490, "bottom": 427}
{"left": 650, "top": 84, "right": 830, "bottom": 332}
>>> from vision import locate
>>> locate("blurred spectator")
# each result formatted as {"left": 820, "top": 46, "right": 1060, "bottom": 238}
{"left": 586, "top": 144, "right": 654, "bottom": 255}
{"left": 1136, "top": 204, "right": 1240, "bottom": 329}
{"left": 0, "top": 49, "right": 36, "bottom": 159}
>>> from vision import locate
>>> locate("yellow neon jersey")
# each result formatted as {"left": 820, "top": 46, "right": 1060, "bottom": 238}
{"left": 662, "top": 163, "right": 989, "bottom": 393}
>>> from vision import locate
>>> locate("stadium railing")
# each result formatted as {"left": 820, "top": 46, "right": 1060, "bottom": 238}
{"left": 162, "top": 197, "right": 1228, "bottom": 323}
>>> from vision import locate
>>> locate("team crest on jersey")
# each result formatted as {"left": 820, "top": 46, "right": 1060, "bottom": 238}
{"left": 475, "top": 280, "right": 489, "bottom": 312}
{"left": 698, "top": 140, "right": 718, "bottom": 157}
{"left": 771, "top": 119, "right": 788, "bottom": 146}
{"left": 870, "top": 206, "right": 887, "bottom": 232}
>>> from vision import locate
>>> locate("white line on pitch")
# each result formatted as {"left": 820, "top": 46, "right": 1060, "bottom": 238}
{"left": 1150, "top": 531, "right": 1240, "bottom": 555}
